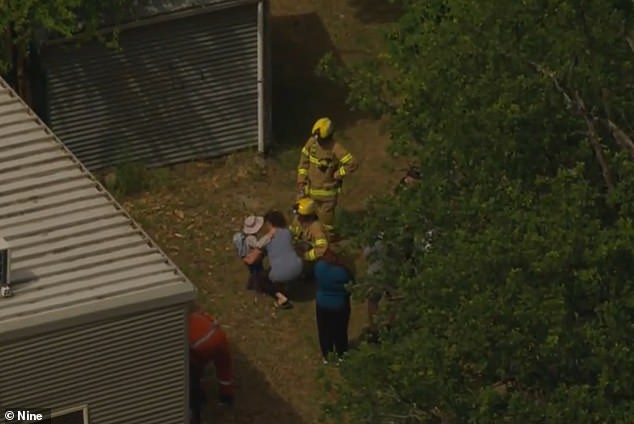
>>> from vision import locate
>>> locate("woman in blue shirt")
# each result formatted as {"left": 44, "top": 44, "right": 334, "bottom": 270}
{"left": 314, "top": 249, "right": 353, "bottom": 364}
{"left": 260, "top": 210, "right": 303, "bottom": 309}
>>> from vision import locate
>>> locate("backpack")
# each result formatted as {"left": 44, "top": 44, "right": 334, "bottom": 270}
{"left": 232, "top": 232, "right": 248, "bottom": 257}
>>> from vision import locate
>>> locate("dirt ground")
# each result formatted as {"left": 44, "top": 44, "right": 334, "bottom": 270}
{"left": 118, "top": 1, "right": 404, "bottom": 422}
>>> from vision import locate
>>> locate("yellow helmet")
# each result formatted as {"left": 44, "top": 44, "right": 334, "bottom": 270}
{"left": 293, "top": 197, "right": 317, "bottom": 216}
{"left": 311, "top": 117, "right": 334, "bottom": 140}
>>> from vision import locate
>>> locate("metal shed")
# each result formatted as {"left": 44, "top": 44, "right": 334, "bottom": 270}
{"left": 0, "top": 78, "right": 196, "bottom": 423}
{"left": 38, "top": 0, "right": 271, "bottom": 171}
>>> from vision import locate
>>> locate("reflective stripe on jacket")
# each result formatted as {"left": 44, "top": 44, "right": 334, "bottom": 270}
{"left": 190, "top": 320, "right": 218, "bottom": 350}
{"left": 189, "top": 312, "right": 222, "bottom": 354}
{"left": 296, "top": 137, "right": 357, "bottom": 199}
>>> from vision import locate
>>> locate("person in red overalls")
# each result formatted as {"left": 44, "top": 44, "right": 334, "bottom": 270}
{"left": 188, "top": 310, "right": 235, "bottom": 422}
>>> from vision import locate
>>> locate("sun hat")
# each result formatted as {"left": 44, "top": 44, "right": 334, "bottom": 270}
{"left": 243, "top": 215, "right": 264, "bottom": 235}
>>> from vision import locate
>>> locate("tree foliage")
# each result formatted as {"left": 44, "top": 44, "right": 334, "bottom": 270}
{"left": 0, "top": 0, "right": 133, "bottom": 72}
{"left": 321, "top": 0, "right": 634, "bottom": 422}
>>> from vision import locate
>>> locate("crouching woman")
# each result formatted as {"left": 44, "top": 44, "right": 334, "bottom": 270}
{"left": 258, "top": 210, "right": 303, "bottom": 309}
{"left": 314, "top": 249, "right": 353, "bottom": 364}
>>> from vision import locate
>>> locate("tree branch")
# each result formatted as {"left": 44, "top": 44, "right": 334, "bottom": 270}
{"left": 601, "top": 88, "right": 612, "bottom": 121}
{"left": 529, "top": 62, "right": 574, "bottom": 107}
{"left": 529, "top": 62, "right": 615, "bottom": 193}
{"left": 626, "top": 31, "right": 634, "bottom": 53}
{"left": 381, "top": 385, "right": 435, "bottom": 422}
{"left": 379, "top": 411, "right": 426, "bottom": 421}
{"left": 621, "top": 19, "right": 634, "bottom": 53}
{"left": 572, "top": 91, "right": 615, "bottom": 193}
{"left": 602, "top": 118, "right": 634, "bottom": 158}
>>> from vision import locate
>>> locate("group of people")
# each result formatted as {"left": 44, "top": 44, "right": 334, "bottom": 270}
{"left": 188, "top": 117, "right": 423, "bottom": 423}
{"left": 232, "top": 117, "right": 358, "bottom": 365}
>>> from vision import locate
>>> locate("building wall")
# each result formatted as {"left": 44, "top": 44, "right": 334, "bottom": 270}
{"left": 0, "top": 305, "right": 189, "bottom": 424}
{"left": 40, "top": 3, "right": 261, "bottom": 171}
{"left": 262, "top": 0, "right": 273, "bottom": 152}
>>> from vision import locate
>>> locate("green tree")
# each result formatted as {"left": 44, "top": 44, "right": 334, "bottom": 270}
{"left": 320, "top": 0, "right": 634, "bottom": 422}
{"left": 1, "top": 0, "right": 132, "bottom": 95}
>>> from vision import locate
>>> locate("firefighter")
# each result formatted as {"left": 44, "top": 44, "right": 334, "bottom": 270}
{"left": 296, "top": 117, "right": 358, "bottom": 237}
{"left": 290, "top": 197, "right": 329, "bottom": 262}
{"left": 188, "top": 309, "right": 235, "bottom": 422}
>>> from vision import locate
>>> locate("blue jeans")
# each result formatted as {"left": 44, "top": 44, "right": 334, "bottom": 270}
{"left": 245, "top": 262, "right": 264, "bottom": 291}
{"left": 248, "top": 262, "right": 263, "bottom": 274}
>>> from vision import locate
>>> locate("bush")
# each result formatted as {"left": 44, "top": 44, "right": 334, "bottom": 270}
{"left": 322, "top": 0, "right": 634, "bottom": 422}
{"left": 103, "top": 162, "right": 149, "bottom": 197}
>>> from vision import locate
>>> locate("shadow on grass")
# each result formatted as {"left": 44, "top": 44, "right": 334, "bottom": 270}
{"left": 203, "top": 348, "right": 309, "bottom": 424}
{"left": 287, "top": 278, "right": 316, "bottom": 303}
{"left": 347, "top": 0, "right": 404, "bottom": 24}
{"left": 270, "top": 13, "right": 366, "bottom": 153}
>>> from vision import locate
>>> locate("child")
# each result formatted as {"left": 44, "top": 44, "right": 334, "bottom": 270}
{"left": 233, "top": 215, "right": 273, "bottom": 289}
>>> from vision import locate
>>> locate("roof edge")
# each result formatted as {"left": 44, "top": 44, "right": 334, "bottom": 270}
{"left": 0, "top": 79, "right": 196, "bottom": 293}
{"left": 45, "top": 0, "right": 260, "bottom": 47}
{"left": 0, "top": 283, "right": 195, "bottom": 343}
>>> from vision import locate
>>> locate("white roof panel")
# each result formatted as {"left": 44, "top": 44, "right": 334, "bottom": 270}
{"left": 0, "top": 78, "right": 196, "bottom": 340}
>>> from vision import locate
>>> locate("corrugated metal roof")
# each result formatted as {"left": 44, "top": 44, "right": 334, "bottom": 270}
{"left": 0, "top": 78, "right": 196, "bottom": 339}
{"left": 41, "top": 0, "right": 258, "bottom": 44}
{"left": 132, "top": 0, "right": 254, "bottom": 19}
{"left": 43, "top": 4, "right": 259, "bottom": 171}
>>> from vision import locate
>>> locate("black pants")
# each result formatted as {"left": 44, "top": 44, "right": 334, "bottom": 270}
{"left": 316, "top": 298, "right": 351, "bottom": 359}
{"left": 255, "top": 270, "right": 287, "bottom": 299}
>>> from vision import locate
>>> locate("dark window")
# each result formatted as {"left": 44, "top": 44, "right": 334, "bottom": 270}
{"left": 50, "top": 410, "right": 86, "bottom": 424}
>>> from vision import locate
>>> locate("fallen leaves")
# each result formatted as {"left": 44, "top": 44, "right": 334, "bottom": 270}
{"left": 117, "top": 151, "right": 345, "bottom": 423}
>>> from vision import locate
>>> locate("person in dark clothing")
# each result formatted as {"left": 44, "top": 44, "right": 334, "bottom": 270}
{"left": 394, "top": 165, "right": 422, "bottom": 194}
{"left": 314, "top": 249, "right": 353, "bottom": 364}
{"left": 189, "top": 362, "right": 206, "bottom": 424}
{"left": 364, "top": 165, "right": 423, "bottom": 343}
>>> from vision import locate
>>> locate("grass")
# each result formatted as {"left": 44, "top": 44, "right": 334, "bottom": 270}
{"left": 112, "top": 1, "right": 408, "bottom": 422}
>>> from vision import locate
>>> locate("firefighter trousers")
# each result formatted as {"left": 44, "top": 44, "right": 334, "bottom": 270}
{"left": 311, "top": 197, "right": 337, "bottom": 233}
{"left": 197, "top": 328, "right": 235, "bottom": 397}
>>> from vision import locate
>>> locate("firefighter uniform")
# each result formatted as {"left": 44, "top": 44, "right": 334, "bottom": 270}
{"left": 290, "top": 214, "right": 301, "bottom": 242}
{"left": 291, "top": 198, "right": 329, "bottom": 261}
{"left": 296, "top": 118, "right": 357, "bottom": 233}
{"left": 300, "top": 220, "right": 329, "bottom": 261}
{"left": 188, "top": 312, "right": 235, "bottom": 405}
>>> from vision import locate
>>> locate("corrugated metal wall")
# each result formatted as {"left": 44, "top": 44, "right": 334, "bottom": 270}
{"left": 0, "top": 306, "right": 188, "bottom": 424}
{"left": 41, "top": 4, "right": 258, "bottom": 171}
